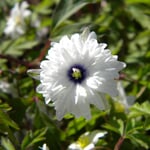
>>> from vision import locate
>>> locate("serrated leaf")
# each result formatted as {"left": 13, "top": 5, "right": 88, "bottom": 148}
{"left": 129, "top": 101, "right": 150, "bottom": 118}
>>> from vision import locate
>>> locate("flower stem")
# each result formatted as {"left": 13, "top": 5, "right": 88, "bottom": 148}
{"left": 114, "top": 136, "right": 125, "bottom": 150}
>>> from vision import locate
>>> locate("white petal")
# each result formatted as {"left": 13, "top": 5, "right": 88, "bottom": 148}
{"left": 71, "top": 33, "right": 83, "bottom": 54}
{"left": 92, "top": 131, "right": 107, "bottom": 144}
{"left": 68, "top": 143, "right": 82, "bottom": 150}
{"left": 87, "top": 31, "right": 97, "bottom": 41}
{"left": 72, "top": 97, "right": 91, "bottom": 119}
{"left": 75, "top": 84, "right": 87, "bottom": 104}
{"left": 22, "top": 10, "right": 31, "bottom": 18}
{"left": 84, "top": 143, "right": 95, "bottom": 150}
{"left": 21, "top": 1, "right": 29, "bottom": 9}
{"left": 97, "top": 80, "right": 118, "bottom": 97}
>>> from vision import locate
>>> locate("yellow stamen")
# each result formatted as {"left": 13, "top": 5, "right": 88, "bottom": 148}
{"left": 72, "top": 68, "right": 82, "bottom": 80}
{"left": 15, "top": 15, "right": 22, "bottom": 25}
{"left": 77, "top": 136, "right": 90, "bottom": 148}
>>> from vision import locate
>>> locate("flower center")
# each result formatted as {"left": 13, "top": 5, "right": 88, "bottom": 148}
{"left": 67, "top": 64, "right": 87, "bottom": 84}
{"left": 72, "top": 68, "right": 82, "bottom": 80}
{"left": 15, "top": 15, "right": 22, "bottom": 25}
{"left": 77, "top": 136, "right": 90, "bottom": 148}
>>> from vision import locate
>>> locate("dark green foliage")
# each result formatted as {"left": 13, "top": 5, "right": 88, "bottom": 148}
{"left": 0, "top": 0, "right": 150, "bottom": 149}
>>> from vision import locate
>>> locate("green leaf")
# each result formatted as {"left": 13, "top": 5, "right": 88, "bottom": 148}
{"left": 126, "top": 0, "right": 150, "bottom": 5}
{"left": 15, "top": 41, "right": 38, "bottom": 50}
{"left": 0, "top": 40, "right": 14, "bottom": 53}
{"left": 143, "top": 117, "right": 150, "bottom": 130}
{"left": 1, "top": 137, "right": 15, "bottom": 150}
{"left": 51, "top": 22, "right": 88, "bottom": 39}
{"left": 128, "top": 134, "right": 150, "bottom": 149}
{"left": 21, "top": 128, "right": 47, "bottom": 150}
{"left": 52, "top": 0, "right": 92, "bottom": 28}
{"left": 128, "top": 101, "right": 150, "bottom": 118}
{"left": 136, "top": 30, "right": 150, "bottom": 40}
{"left": 128, "top": 6, "right": 150, "bottom": 29}
{"left": 0, "top": 100, "right": 12, "bottom": 112}
{"left": 0, "top": 125, "right": 19, "bottom": 146}
{"left": 103, "top": 119, "right": 124, "bottom": 135}
{"left": 31, "top": 0, "right": 56, "bottom": 15}
{"left": 28, "top": 101, "right": 62, "bottom": 149}
{"left": 1, "top": 38, "right": 38, "bottom": 56}
{"left": 64, "top": 117, "right": 87, "bottom": 137}
{"left": 125, "top": 119, "right": 143, "bottom": 136}
{"left": 0, "top": 109, "right": 19, "bottom": 130}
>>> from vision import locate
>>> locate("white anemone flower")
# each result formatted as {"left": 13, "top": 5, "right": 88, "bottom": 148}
{"left": 68, "top": 131, "right": 107, "bottom": 150}
{"left": 4, "top": 1, "right": 31, "bottom": 38}
{"left": 28, "top": 28, "right": 126, "bottom": 120}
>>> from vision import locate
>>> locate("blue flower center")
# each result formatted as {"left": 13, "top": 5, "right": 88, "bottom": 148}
{"left": 67, "top": 64, "right": 87, "bottom": 84}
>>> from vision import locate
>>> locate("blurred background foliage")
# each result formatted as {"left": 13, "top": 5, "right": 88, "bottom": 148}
{"left": 0, "top": 0, "right": 150, "bottom": 149}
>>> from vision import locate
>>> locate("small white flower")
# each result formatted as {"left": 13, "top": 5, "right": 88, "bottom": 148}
{"left": 0, "top": 81, "right": 17, "bottom": 98}
{"left": 4, "top": 1, "right": 31, "bottom": 38}
{"left": 68, "top": 131, "right": 107, "bottom": 150}
{"left": 0, "top": 81, "right": 11, "bottom": 93}
{"left": 40, "top": 143, "right": 49, "bottom": 150}
{"left": 28, "top": 28, "right": 125, "bottom": 120}
{"left": 114, "top": 81, "right": 135, "bottom": 113}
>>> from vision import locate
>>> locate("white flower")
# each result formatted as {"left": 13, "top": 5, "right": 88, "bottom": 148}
{"left": 114, "top": 81, "right": 135, "bottom": 113}
{"left": 0, "top": 81, "right": 17, "bottom": 98}
{"left": 40, "top": 143, "right": 49, "bottom": 150}
{"left": 4, "top": 1, "right": 31, "bottom": 38}
{"left": 68, "top": 131, "right": 107, "bottom": 150}
{"left": 28, "top": 28, "right": 126, "bottom": 120}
